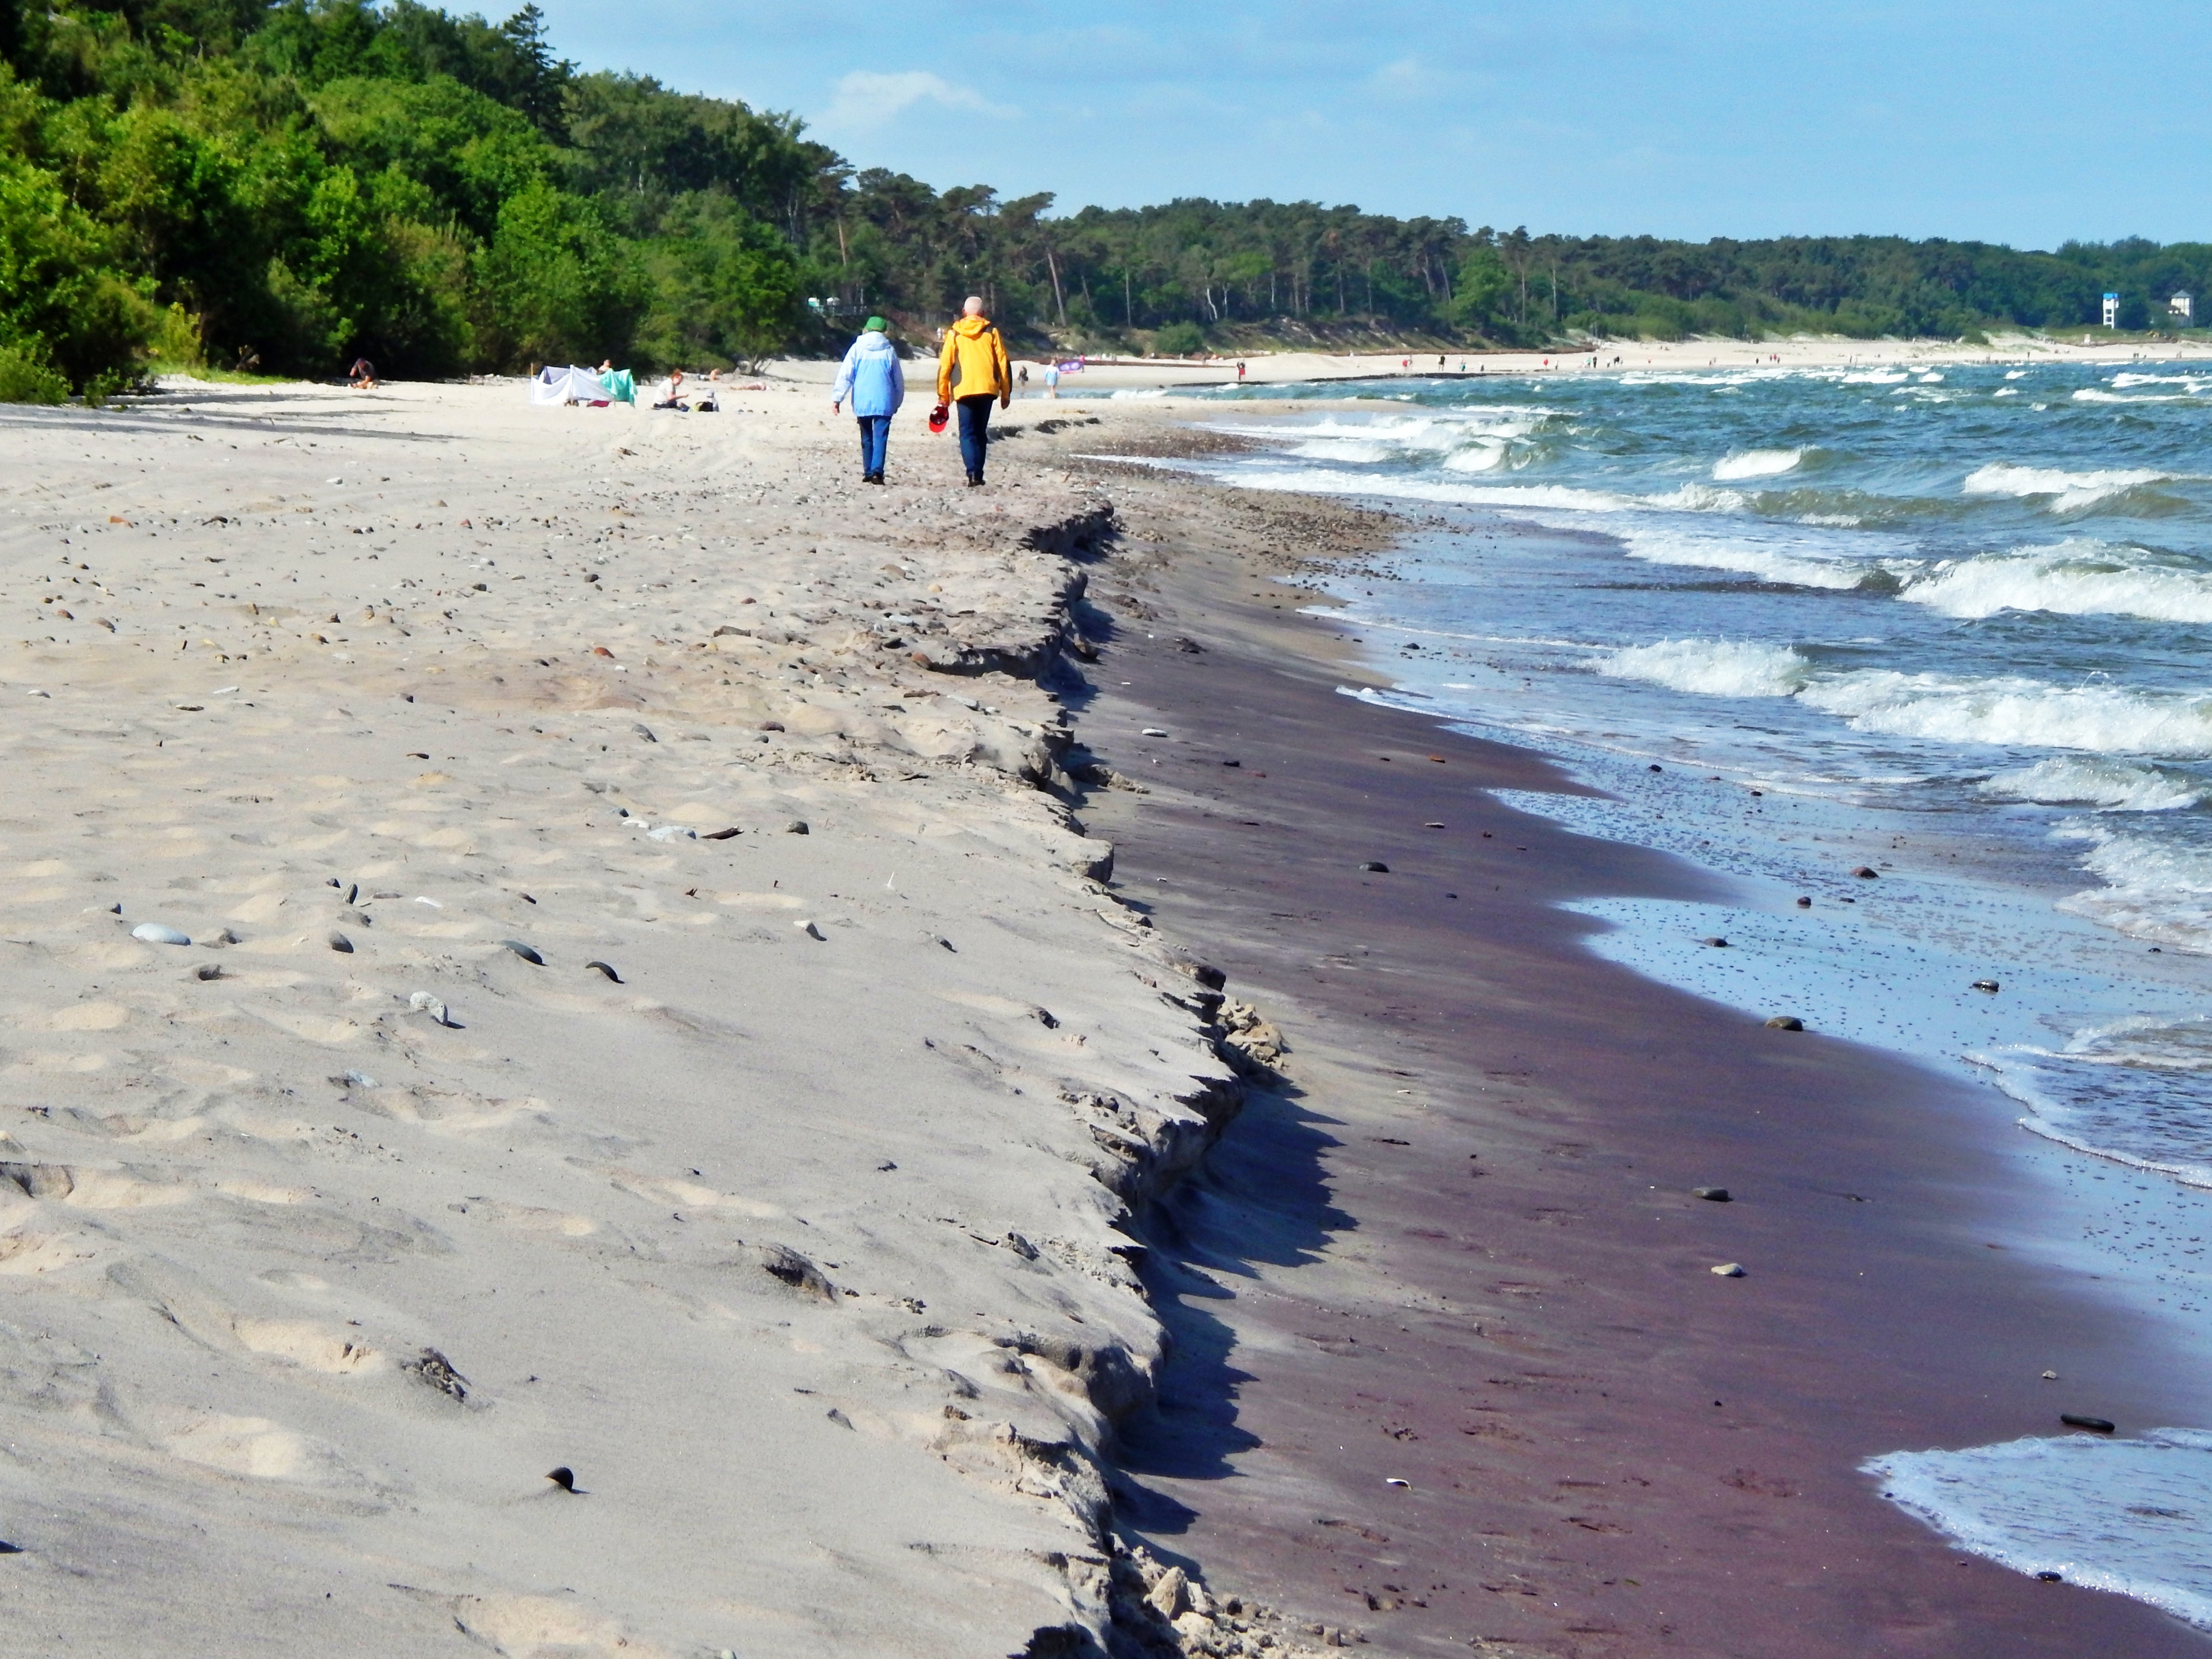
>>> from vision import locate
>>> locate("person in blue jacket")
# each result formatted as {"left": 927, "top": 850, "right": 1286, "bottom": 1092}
{"left": 830, "top": 316, "right": 905, "bottom": 485}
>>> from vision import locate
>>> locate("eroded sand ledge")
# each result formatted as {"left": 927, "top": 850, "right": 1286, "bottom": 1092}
{"left": 0, "top": 380, "right": 1315, "bottom": 1657}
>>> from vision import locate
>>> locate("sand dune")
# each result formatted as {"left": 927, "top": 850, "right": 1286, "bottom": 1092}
{"left": 0, "top": 379, "right": 1279, "bottom": 1656}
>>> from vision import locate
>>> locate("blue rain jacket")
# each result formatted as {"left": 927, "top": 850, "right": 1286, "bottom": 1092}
{"left": 832, "top": 330, "right": 906, "bottom": 417}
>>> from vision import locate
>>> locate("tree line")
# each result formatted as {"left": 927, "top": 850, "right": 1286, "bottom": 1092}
{"left": 1, "top": 0, "right": 2206, "bottom": 398}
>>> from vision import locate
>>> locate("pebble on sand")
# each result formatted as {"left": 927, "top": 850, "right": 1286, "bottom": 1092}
{"left": 1764, "top": 1015, "right": 1804, "bottom": 1031}
{"left": 1141, "top": 728, "right": 1168, "bottom": 737}
{"left": 130, "top": 923, "right": 191, "bottom": 946}
{"left": 499, "top": 939, "right": 545, "bottom": 965}
{"left": 585, "top": 960, "right": 622, "bottom": 982}
{"left": 1693, "top": 1187, "right": 1731, "bottom": 1202}
{"left": 546, "top": 1466, "right": 577, "bottom": 1492}
{"left": 329, "top": 931, "right": 354, "bottom": 953}
{"left": 1795, "top": 896, "right": 1812, "bottom": 907}
{"left": 1851, "top": 866, "right": 1879, "bottom": 879}
{"left": 1971, "top": 979, "right": 2000, "bottom": 993}
{"left": 1358, "top": 861, "right": 1389, "bottom": 873}
{"left": 796, "top": 920, "right": 825, "bottom": 940}
{"left": 1711, "top": 1262, "right": 1746, "bottom": 1277}
{"left": 408, "top": 991, "right": 454, "bottom": 1026}
{"left": 784, "top": 819, "right": 810, "bottom": 834}
{"left": 2060, "top": 1413, "right": 2116, "bottom": 1433}
{"left": 1701, "top": 937, "right": 1729, "bottom": 948}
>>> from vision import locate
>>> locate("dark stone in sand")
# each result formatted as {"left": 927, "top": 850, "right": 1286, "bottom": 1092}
{"left": 0, "top": 1541, "right": 20, "bottom": 1554}
{"left": 193, "top": 963, "right": 223, "bottom": 982}
{"left": 2060, "top": 1414, "right": 2116, "bottom": 1433}
{"left": 1694, "top": 1187, "right": 1732, "bottom": 1202}
{"left": 632, "top": 723, "right": 657, "bottom": 742}
{"left": 1765, "top": 1016, "right": 1805, "bottom": 1031}
{"left": 784, "top": 819, "right": 809, "bottom": 834}
{"left": 752, "top": 1242, "right": 838, "bottom": 1301}
{"left": 499, "top": 939, "right": 544, "bottom": 965}
{"left": 1852, "top": 866, "right": 1879, "bottom": 878}
{"left": 1359, "top": 861, "right": 1390, "bottom": 873}
{"left": 1703, "top": 937, "right": 1730, "bottom": 948}
{"left": 1649, "top": 764, "right": 1663, "bottom": 771}
{"left": 1796, "top": 896, "right": 1812, "bottom": 907}
{"left": 1221, "top": 758, "right": 1241, "bottom": 767}
{"left": 405, "top": 1347, "right": 469, "bottom": 1401}
{"left": 759, "top": 720, "right": 785, "bottom": 732}
{"left": 702, "top": 827, "right": 741, "bottom": 840}
{"left": 328, "top": 932, "right": 353, "bottom": 953}
{"left": 1190, "top": 963, "right": 1227, "bottom": 990}
{"left": 1972, "top": 979, "right": 2000, "bottom": 993}
{"left": 585, "top": 960, "right": 622, "bottom": 982}
{"left": 546, "top": 1466, "right": 577, "bottom": 1491}
{"left": 2037, "top": 1571, "right": 2064, "bottom": 1582}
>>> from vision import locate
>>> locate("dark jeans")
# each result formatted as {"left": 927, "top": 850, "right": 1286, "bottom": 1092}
{"left": 956, "top": 395, "right": 996, "bottom": 479}
{"left": 856, "top": 414, "right": 890, "bottom": 476}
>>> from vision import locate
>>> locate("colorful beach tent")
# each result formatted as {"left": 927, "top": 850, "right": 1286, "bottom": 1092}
{"left": 530, "top": 365, "right": 634, "bottom": 406}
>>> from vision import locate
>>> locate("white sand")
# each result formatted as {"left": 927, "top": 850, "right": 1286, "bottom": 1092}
{"left": 0, "top": 380, "right": 1283, "bottom": 1656}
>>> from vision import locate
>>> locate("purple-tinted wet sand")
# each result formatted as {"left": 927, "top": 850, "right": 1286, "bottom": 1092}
{"left": 1073, "top": 547, "right": 2212, "bottom": 1658}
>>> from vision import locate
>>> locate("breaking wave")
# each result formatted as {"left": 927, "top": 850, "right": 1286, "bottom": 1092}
{"left": 1599, "top": 639, "right": 1812, "bottom": 698}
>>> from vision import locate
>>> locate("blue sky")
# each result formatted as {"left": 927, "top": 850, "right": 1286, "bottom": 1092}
{"left": 531, "top": 2, "right": 2207, "bottom": 248}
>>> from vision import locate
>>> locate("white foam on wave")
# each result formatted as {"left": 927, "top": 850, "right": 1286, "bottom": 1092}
{"left": 1617, "top": 523, "right": 1871, "bottom": 589}
{"left": 2056, "top": 825, "right": 2212, "bottom": 952}
{"left": 1842, "top": 369, "right": 1910, "bottom": 385}
{"left": 1866, "top": 1430, "right": 2212, "bottom": 1629}
{"left": 1181, "top": 462, "right": 1640, "bottom": 514}
{"left": 1979, "top": 757, "right": 2206, "bottom": 811}
{"left": 2111, "top": 373, "right": 2212, "bottom": 391}
{"left": 2075, "top": 389, "right": 2202, "bottom": 405}
{"left": 1799, "top": 672, "right": 2212, "bottom": 757}
{"left": 1899, "top": 541, "right": 2212, "bottom": 623}
{"left": 1712, "top": 447, "right": 1805, "bottom": 481}
{"left": 1963, "top": 463, "right": 2176, "bottom": 514}
{"left": 1599, "top": 639, "right": 1812, "bottom": 698}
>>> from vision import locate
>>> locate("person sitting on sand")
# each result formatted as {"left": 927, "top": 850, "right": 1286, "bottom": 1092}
{"left": 348, "top": 357, "right": 377, "bottom": 389}
{"left": 935, "top": 296, "right": 1011, "bottom": 488}
{"left": 831, "top": 316, "right": 904, "bottom": 485}
{"left": 653, "top": 369, "right": 688, "bottom": 411}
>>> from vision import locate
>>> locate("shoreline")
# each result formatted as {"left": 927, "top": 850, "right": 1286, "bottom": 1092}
{"left": 1062, "top": 462, "right": 2212, "bottom": 1654}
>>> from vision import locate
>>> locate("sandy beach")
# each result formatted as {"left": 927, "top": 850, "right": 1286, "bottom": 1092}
{"left": 0, "top": 359, "right": 2205, "bottom": 1657}
{"left": 0, "top": 377, "right": 1306, "bottom": 1656}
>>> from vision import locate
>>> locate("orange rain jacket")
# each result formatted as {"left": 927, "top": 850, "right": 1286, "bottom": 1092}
{"left": 936, "top": 313, "right": 1012, "bottom": 406}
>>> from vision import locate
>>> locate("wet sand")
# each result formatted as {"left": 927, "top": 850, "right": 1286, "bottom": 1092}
{"left": 1068, "top": 501, "right": 2212, "bottom": 1656}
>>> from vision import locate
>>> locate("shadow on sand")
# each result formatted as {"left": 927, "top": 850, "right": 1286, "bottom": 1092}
{"left": 1109, "top": 1072, "right": 1353, "bottom": 1546}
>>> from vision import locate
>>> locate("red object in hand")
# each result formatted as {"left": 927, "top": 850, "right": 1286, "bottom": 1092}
{"left": 927, "top": 403, "right": 949, "bottom": 433}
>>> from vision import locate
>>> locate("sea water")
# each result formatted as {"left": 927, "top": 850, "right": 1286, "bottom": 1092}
{"left": 1148, "top": 358, "right": 2212, "bottom": 1623}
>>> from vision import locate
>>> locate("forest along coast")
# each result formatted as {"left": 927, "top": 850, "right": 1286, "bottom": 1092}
{"left": 5, "top": 0, "right": 2212, "bottom": 404}
{"left": 0, "top": 379, "right": 1354, "bottom": 1658}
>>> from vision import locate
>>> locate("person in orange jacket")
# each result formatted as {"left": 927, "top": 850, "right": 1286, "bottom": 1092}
{"left": 935, "top": 296, "right": 1012, "bottom": 486}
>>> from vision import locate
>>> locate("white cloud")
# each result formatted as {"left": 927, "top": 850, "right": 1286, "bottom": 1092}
{"left": 819, "top": 70, "right": 1018, "bottom": 131}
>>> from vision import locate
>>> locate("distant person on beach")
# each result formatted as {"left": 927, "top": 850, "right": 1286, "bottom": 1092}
{"left": 831, "top": 315, "right": 904, "bottom": 485}
{"left": 1044, "top": 361, "right": 1060, "bottom": 397}
{"left": 654, "top": 369, "right": 688, "bottom": 410}
{"left": 1018, "top": 363, "right": 1029, "bottom": 387}
{"left": 348, "top": 357, "right": 377, "bottom": 389}
{"left": 936, "top": 295, "right": 1011, "bottom": 487}
{"left": 1236, "top": 361, "right": 1247, "bottom": 381}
